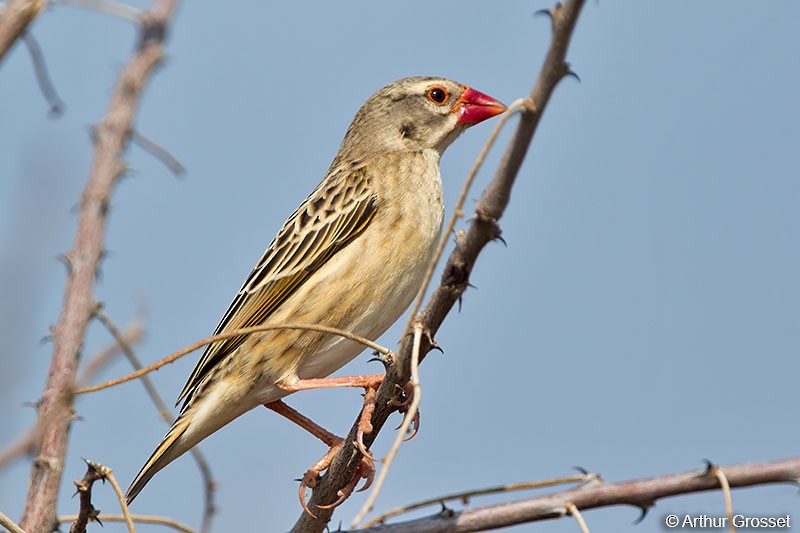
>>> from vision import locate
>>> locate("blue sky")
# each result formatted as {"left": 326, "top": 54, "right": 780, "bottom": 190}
{"left": 1, "top": 1, "right": 798, "bottom": 531}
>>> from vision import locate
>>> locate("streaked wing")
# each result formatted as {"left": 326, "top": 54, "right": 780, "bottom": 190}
{"left": 176, "top": 165, "right": 378, "bottom": 407}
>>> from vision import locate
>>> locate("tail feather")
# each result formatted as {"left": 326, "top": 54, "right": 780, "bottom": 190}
{"left": 126, "top": 414, "right": 193, "bottom": 504}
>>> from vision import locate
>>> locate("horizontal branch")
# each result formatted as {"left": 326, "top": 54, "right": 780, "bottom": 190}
{"left": 351, "top": 457, "right": 800, "bottom": 532}
{"left": 75, "top": 322, "right": 391, "bottom": 395}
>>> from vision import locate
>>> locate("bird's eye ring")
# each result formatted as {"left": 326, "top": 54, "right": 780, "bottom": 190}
{"left": 426, "top": 86, "right": 449, "bottom": 105}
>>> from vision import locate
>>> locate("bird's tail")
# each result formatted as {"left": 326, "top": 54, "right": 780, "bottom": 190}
{"left": 126, "top": 413, "right": 194, "bottom": 505}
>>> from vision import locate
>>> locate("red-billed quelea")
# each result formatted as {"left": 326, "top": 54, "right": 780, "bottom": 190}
{"left": 126, "top": 77, "right": 506, "bottom": 511}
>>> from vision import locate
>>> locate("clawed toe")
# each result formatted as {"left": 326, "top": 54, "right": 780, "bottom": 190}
{"left": 316, "top": 453, "right": 375, "bottom": 510}
{"left": 300, "top": 443, "right": 375, "bottom": 514}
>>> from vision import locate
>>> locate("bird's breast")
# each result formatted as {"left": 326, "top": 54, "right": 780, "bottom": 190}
{"left": 289, "top": 149, "right": 444, "bottom": 380}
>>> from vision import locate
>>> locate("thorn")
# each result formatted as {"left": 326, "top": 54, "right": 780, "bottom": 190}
{"left": 534, "top": 8, "right": 553, "bottom": 21}
{"left": 438, "top": 501, "right": 455, "bottom": 518}
{"left": 87, "top": 124, "right": 99, "bottom": 145}
{"left": 493, "top": 234, "right": 507, "bottom": 247}
{"left": 564, "top": 63, "right": 581, "bottom": 83}
{"left": 633, "top": 503, "right": 652, "bottom": 524}
{"left": 573, "top": 465, "right": 589, "bottom": 476}
{"left": 22, "top": 400, "right": 40, "bottom": 410}
{"left": 366, "top": 355, "right": 390, "bottom": 370}
{"left": 701, "top": 459, "right": 716, "bottom": 474}
{"left": 466, "top": 282, "right": 477, "bottom": 290}
{"left": 57, "top": 252, "right": 74, "bottom": 274}
{"left": 457, "top": 294, "right": 463, "bottom": 312}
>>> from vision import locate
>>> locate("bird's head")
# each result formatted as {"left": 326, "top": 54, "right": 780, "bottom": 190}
{"left": 334, "top": 77, "right": 506, "bottom": 165}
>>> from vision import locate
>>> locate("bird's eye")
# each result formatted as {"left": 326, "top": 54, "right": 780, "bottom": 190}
{"left": 426, "top": 86, "right": 449, "bottom": 105}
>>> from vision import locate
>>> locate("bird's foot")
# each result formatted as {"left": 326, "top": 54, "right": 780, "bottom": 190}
{"left": 301, "top": 439, "right": 375, "bottom": 515}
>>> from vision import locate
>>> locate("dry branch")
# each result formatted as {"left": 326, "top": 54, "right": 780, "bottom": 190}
{"left": 93, "top": 307, "right": 216, "bottom": 533}
{"left": 69, "top": 460, "right": 106, "bottom": 533}
{"left": 18, "top": 1, "right": 179, "bottom": 530}
{"left": 348, "top": 458, "right": 800, "bottom": 532}
{"left": 290, "top": 1, "right": 587, "bottom": 531}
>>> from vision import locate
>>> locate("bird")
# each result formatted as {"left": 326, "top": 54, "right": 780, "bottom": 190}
{"left": 126, "top": 76, "right": 506, "bottom": 509}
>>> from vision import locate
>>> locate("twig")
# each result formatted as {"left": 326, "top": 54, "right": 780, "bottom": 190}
{"left": 348, "top": 457, "right": 800, "bottom": 532}
{"left": 132, "top": 130, "right": 186, "bottom": 176}
{"left": 0, "top": 511, "right": 27, "bottom": 533}
{"left": 710, "top": 464, "right": 736, "bottom": 533}
{"left": 350, "top": 322, "right": 424, "bottom": 526}
{"left": 75, "top": 322, "right": 392, "bottom": 395}
{"left": 60, "top": 514, "right": 197, "bottom": 533}
{"left": 104, "top": 467, "right": 136, "bottom": 532}
{"left": 399, "top": 98, "right": 529, "bottom": 341}
{"left": 58, "top": 0, "right": 143, "bottom": 22}
{"left": 566, "top": 502, "right": 590, "bottom": 533}
{"left": 21, "top": 31, "right": 65, "bottom": 116}
{"left": 93, "top": 306, "right": 216, "bottom": 533}
{"left": 0, "top": 321, "right": 143, "bottom": 471}
{"left": 70, "top": 460, "right": 107, "bottom": 533}
{"left": 351, "top": 99, "right": 527, "bottom": 526}
{"left": 18, "top": 1, "right": 179, "bottom": 530}
{"left": 361, "top": 475, "right": 589, "bottom": 527}
{"left": 0, "top": 0, "right": 45, "bottom": 63}
{"left": 290, "top": 2, "right": 588, "bottom": 531}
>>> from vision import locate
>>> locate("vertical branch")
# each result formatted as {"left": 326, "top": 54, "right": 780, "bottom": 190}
{"left": 0, "top": 0, "right": 44, "bottom": 63}
{"left": 18, "top": 1, "right": 179, "bottom": 531}
{"left": 291, "top": 1, "right": 587, "bottom": 530}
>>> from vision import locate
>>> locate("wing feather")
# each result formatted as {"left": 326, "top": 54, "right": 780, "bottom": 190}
{"left": 176, "top": 166, "right": 378, "bottom": 407}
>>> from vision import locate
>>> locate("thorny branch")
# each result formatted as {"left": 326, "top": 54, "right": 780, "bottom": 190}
{"left": 290, "top": 1, "right": 587, "bottom": 530}
{"left": 346, "top": 458, "right": 800, "bottom": 532}
{"left": 69, "top": 460, "right": 107, "bottom": 533}
{"left": 17, "top": 1, "right": 179, "bottom": 531}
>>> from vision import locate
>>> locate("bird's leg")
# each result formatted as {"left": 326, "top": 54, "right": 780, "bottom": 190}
{"left": 264, "top": 399, "right": 375, "bottom": 517}
{"left": 277, "top": 373, "right": 419, "bottom": 445}
{"left": 264, "top": 399, "right": 340, "bottom": 447}
{"left": 268, "top": 373, "right": 418, "bottom": 514}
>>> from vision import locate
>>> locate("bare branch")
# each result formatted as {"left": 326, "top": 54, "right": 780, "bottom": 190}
{"left": 58, "top": 0, "right": 143, "bottom": 22}
{"left": 69, "top": 460, "right": 106, "bottom": 533}
{"left": 290, "top": 1, "right": 587, "bottom": 530}
{"left": 361, "top": 475, "right": 590, "bottom": 528}
{"left": 93, "top": 306, "right": 216, "bottom": 533}
{"left": 710, "top": 464, "right": 735, "bottom": 533}
{"left": 75, "top": 322, "right": 392, "bottom": 395}
{"left": 59, "top": 514, "right": 197, "bottom": 533}
{"left": 0, "top": 512, "right": 27, "bottom": 533}
{"left": 566, "top": 502, "right": 591, "bottom": 533}
{"left": 21, "top": 31, "right": 65, "bottom": 116}
{"left": 348, "top": 458, "right": 800, "bottom": 532}
{"left": 0, "top": 0, "right": 45, "bottom": 63}
{"left": 18, "top": 1, "right": 179, "bottom": 530}
{"left": 104, "top": 465, "right": 136, "bottom": 533}
{"left": 132, "top": 130, "right": 186, "bottom": 176}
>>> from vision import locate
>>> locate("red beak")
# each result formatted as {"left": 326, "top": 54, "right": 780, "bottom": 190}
{"left": 454, "top": 86, "right": 507, "bottom": 126}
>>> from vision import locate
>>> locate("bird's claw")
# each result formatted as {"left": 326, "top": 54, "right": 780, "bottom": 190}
{"left": 299, "top": 440, "right": 376, "bottom": 516}
{"left": 317, "top": 454, "right": 375, "bottom": 510}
